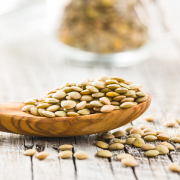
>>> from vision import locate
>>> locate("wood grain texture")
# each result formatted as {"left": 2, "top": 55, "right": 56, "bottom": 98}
{"left": 128, "top": 60, "right": 180, "bottom": 180}
{"left": 0, "top": 96, "right": 151, "bottom": 137}
{"left": 32, "top": 137, "right": 61, "bottom": 180}
{"left": 0, "top": 133, "right": 32, "bottom": 180}
{"left": 74, "top": 135, "right": 115, "bottom": 180}
{"left": 0, "top": 1, "right": 180, "bottom": 179}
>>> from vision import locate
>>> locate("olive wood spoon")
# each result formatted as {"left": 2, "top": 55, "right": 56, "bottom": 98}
{"left": 0, "top": 94, "right": 151, "bottom": 137}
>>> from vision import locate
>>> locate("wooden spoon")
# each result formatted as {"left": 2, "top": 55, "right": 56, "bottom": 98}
{"left": 0, "top": 94, "right": 151, "bottom": 137}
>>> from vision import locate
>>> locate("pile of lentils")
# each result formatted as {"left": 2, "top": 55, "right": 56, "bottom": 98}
{"left": 22, "top": 76, "right": 148, "bottom": 118}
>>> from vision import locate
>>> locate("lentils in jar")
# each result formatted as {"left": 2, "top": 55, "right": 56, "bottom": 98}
{"left": 59, "top": 0, "right": 148, "bottom": 54}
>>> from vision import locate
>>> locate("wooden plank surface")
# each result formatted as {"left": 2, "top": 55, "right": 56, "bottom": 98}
{"left": 0, "top": 133, "right": 32, "bottom": 180}
{"left": 1, "top": 0, "right": 180, "bottom": 180}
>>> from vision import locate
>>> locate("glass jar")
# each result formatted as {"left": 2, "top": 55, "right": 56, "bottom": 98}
{"left": 47, "top": 0, "right": 152, "bottom": 66}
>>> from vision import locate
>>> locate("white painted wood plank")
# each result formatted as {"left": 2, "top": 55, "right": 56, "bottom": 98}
{"left": 0, "top": 133, "right": 32, "bottom": 180}
{"left": 32, "top": 137, "right": 61, "bottom": 180}
{"left": 58, "top": 137, "right": 76, "bottom": 180}
{"left": 74, "top": 135, "right": 115, "bottom": 180}
{"left": 110, "top": 124, "right": 137, "bottom": 180}
{"left": 131, "top": 59, "right": 180, "bottom": 179}
{"left": 0, "top": 3, "right": 180, "bottom": 179}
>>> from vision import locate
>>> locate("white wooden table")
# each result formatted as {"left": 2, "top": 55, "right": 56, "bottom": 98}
{"left": 0, "top": 1, "right": 180, "bottom": 179}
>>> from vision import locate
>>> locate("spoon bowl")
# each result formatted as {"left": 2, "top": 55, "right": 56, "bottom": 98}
{"left": 0, "top": 94, "right": 151, "bottom": 137}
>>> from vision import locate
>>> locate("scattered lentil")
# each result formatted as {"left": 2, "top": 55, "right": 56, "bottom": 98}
{"left": 168, "top": 163, "right": 180, "bottom": 172}
{"left": 143, "top": 115, "right": 155, "bottom": 122}
{"left": 145, "top": 150, "right": 159, "bottom": 157}
{"left": 74, "top": 151, "right": 89, "bottom": 160}
{"left": 141, "top": 144, "right": 155, "bottom": 150}
{"left": 97, "top": 150, "right": 112, "bottom": 158}
{"left": 36, "top": 152, "right": 49, "bottom": 160}
{"left": 95, "top": 141, "right": 109, "bottom": 149}
{"left": 59, "top": 144, "right": 73, "bottom": 151}
{"left": 117, "top": 153, "right": 134, "bottom": 160}
{"left": 23, "top": 149, "right": 37, "bottom": 156}
{"left": 58, "top": 151, "right": 73, "bottom": 159}
{"left": 112, "top": 130, "right": 125, "bottom": 137}
{"left": 109, "top": 143, "right": 124, "bottom": 150}
{"left": 155, "top": 145, "right": 169, "bottom": 154}
{"left": 161, "top": 142, "right": 175, "bottom": 151}
{"left": 121, "top": 158, "right": 138, "bottom": 167}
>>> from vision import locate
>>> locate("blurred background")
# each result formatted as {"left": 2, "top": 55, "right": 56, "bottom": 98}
{"left": 0, "top": 0, "right": 180, "bottom": 104}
